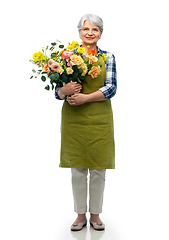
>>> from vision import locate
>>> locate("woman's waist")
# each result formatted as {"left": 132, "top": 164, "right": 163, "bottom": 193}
{"left": 62, "top": 100, "right": 113, "bottom": 123}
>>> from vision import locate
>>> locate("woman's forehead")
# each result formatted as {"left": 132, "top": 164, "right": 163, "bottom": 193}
{"left": 83, "top": 20, "right": 99, "bottom": 28}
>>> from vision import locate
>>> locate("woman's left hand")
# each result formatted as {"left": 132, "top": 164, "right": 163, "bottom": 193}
{"left": 67, "top": 93, "right": 87, "bottom": 106}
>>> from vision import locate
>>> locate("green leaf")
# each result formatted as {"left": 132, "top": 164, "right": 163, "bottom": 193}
{"left": 52, "top": 83, "right": 54, "bottom": 90}
{"left": 77, "top": 78, "right": 82, "bottom": 84}
{"left": 79, "top": 75, "right": 85, "bottom": 81}
{"left": 56, "top": 80, "right": 63, "bottom": 87}
{"left": 41, "top": 76, "right": 46, "bottom": 82}
{"left": 78, "top": 68, "right": 83, "bottom": 73}
{"left": 62, "top": 73, "right": 69, "bottom": 83}
{"left": 54, "top": 72, "right": 59, "bottom": 79}
{"left": 30, "top": 76, "right": 33, "bottom": 79}
{"left": 87, "top": 63, "right": 92, "bottom": 69}
{"left": 73, "top": 71, "right": 78, "bottom": 79}
{"left": 59, "top": 45, "right": 64, "bottom": 49}
{"left": 32, "top": 69, "right": 36, "bottom": 73}
{"left": 51, "top": 53, "right": 57, "bottom": 59}
{"left": 48, "top": 71, "right": 52, "bottom": 77}
{"left": 45, "top": 85, "right": 50, "bottom": 90}
{"left": 51, "top": 42, "right": 56, "bottom": 46}
{"left": 62, "top": 59, "right": 67, "bottom": 66}
{"left": 50, "top": 72, "right": 59, "bottom": 82}
{"left": 41, "top": 71, "right": 47, "bottom": 74}
{"left": 50, "top": 74, "right": 55, "bottom": 81}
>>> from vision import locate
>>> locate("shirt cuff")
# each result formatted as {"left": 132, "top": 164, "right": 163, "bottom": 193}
{"left": 55, "top": 87, "right": 62, "bottom": 100}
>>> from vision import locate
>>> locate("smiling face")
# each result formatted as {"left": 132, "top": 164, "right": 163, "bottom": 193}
{"left": 79, "top": 20, "right": 102, "bottom": 47}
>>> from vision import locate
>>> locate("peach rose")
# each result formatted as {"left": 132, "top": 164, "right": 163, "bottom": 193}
{"left": 88, "top": 66, "right": 101, "bottom": 78}
{"left": 66, "top": 59, "right": 73, "bottom": 67}
{"left": 88, "top": 55, "right": 98, "bottom": 65}
{"left": 70, "top": 54, "right": 84, "bottom": 66}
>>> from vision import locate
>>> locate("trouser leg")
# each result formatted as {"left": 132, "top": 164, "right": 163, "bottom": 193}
{"left": 71, "top": 168, "right": 88, "bottom": 214}
{"left": 89, "top": 169, "right": 106, "bottom": 214}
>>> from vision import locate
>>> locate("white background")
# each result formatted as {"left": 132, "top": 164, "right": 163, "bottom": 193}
{"left": 0, "top": 0, "right": 169, "bottom": 239}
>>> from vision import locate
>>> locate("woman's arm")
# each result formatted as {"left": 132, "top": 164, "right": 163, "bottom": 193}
{"left": 67, "top": 90, "right": 105, "bottom": 106}
{"left": 98, "top": 51, "right": 117, "bottom": 100}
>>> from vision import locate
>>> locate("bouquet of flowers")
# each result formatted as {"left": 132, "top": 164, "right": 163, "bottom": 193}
{"left": 29, "top": 40, "right": 107, "bottom": 91}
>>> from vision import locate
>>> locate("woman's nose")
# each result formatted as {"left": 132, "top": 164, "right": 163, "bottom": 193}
{"left": 88, "top": 29, "right": 92, "bottom": 35}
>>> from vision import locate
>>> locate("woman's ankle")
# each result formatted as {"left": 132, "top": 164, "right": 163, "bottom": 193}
{"left": 76, "top": 214, "right": 86, "bottom": 223}
{"left": 90, "top": 213, "right": 100, "bottom": 222}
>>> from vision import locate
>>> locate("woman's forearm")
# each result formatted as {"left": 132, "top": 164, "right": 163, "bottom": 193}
{"left": 57, "top": 87, "right": 66, "bottom": 100}
{"left": 67, "top": 90, "right": 106, "bottom": 106}
{"left": 85, "top": 90, "right": 106, "bottom": 103}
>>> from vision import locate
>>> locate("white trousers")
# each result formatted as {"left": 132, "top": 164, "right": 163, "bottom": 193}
{"left": 71, "top": 168, "right": 106, "bottom": 214}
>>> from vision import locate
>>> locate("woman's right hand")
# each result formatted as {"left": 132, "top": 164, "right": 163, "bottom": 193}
{"left": 57, "top": 82, "right": 82, "bottom": 99}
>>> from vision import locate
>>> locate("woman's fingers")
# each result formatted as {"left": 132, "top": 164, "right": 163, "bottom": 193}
{"left": 67, "top": 94, "right": 86, "bottom": 106}
{"left": 75, "top": 84, "right": 82, "bottom": 91}
{"left": 67, "top": 95, "right": 76, "bottom": 101}
{"left": 67, "top": 94, "right": 77, "bottom": 105}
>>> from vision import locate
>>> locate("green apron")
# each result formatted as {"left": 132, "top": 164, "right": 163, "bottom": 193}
{"left": 60, "top": 57, "right": 115, "bottom": 169}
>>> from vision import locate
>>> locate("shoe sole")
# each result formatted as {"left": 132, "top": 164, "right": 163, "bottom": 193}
{"left": 71, "top": 223, "right": 87, "bottom": 231}
{"left": 90, "top": 222, "right": 105, "bottom": 231}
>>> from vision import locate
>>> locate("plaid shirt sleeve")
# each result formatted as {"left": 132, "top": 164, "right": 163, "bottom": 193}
{"left": 98, "top": 48, "right": 117, "bottom": 100}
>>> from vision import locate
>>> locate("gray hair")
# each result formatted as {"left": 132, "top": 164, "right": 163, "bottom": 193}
{"left": 77, "top": 14, "right": 103, "bottom": 32}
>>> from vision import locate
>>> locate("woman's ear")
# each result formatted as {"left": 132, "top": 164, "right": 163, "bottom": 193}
{"left": 100, "top": 31, "right": 103, "bottom": 39}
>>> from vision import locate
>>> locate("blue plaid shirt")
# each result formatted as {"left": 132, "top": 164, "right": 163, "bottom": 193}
{"left": 55, "top": 47, "right": 117, "bottom": 100}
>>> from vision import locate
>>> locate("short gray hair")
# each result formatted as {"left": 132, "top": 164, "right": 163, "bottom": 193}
{"left": 77, "top": 14, "right": 103, "bottom": 32}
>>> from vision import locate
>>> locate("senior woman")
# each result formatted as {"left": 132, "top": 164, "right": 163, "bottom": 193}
{"left": 55, "top": 13, "right": 117, "bottom": 231}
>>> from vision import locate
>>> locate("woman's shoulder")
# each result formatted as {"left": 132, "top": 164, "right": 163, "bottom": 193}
{"left": 98, "top": 48, "right": 116, "bottom": 66}
{"left": 97, "top": 47, "right": 115, "bottom": 58}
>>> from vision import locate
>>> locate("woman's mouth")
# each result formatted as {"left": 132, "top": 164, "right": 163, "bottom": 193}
{"left": 86, "top": 37, "right": 94, "bottom": 40}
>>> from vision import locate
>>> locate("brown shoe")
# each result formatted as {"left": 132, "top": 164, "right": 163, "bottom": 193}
{"left": 71, "top": 218, "right": 87, "bottom": 231}
{"left": 90, "top": 219, "right": 105, "bottom": 231}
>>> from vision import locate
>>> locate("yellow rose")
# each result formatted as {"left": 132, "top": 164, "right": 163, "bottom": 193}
{"left": 102, "top": 53, "right": 107, "bottom": 61}
{"left": 88, "top": 66, "right": 101, "bottom": 78}
{"left": 33, "top": 53, "right": 38, "bottom": 62}
{"left": 66, "top": 67, "right": 74, "bottom": 75}
{"left": 67, "top": 41, "right": 79, "bottom": 50}
{"left": 33, "top": 51, "right": 45, "bottom": 62}
{"left": 77, "top": 47, "right": 85, "bottom": 54}
{"left": 57, "top": 67, "right": 64, "bottom": 74}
